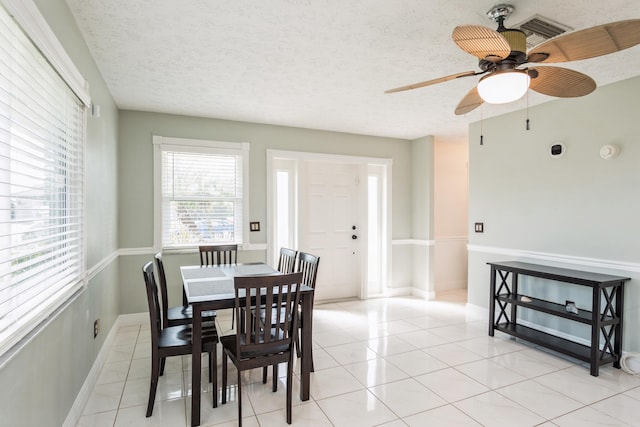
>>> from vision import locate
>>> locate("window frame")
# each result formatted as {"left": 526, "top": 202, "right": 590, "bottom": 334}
{"left": 152, "top": 136, "right": 250, "bottom": 252}
{"left": 0, "top": 0, "right": 90, "bottom": 358}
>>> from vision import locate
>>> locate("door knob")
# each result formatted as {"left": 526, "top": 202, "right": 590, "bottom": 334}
{"left": 352, "top": 234, "right": 358, "bottom": 240}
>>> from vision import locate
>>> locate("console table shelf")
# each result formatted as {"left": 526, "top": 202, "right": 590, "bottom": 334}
{"left": 488, "top": 261, "right": 629, "bottom": 376}
{"left": 494, "top": 323, "right": 618, "bottom": 367}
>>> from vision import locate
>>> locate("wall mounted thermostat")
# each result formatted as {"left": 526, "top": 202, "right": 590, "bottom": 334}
{"left": 599, "top": 144, "right": 619, "bottom": 160}
{"left": 549, "top": 142, "right": 565, "bottom": 158}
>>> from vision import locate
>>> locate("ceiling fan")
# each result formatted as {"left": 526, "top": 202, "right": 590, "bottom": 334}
{"left": 385, "top": 4, "right": 640, "bottom": 115}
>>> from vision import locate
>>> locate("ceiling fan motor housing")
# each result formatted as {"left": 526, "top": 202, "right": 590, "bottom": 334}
{"left": 499, "top": 28, "right": 527, "bottom": 60}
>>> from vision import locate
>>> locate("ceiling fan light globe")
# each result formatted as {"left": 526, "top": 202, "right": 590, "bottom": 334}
{"left": 477, "top": 71, "right": 531, "bottom": 104}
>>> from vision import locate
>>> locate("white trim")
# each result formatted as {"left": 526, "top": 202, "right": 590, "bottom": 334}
{"left": 152, "top": 135, "right": 250, "bottom": 251}
{"left": 435, "top": 236, "right": 468, "bottom": 242}
{"left": 392, "top": 239, "right": 435, "bottom": 246}
{"left": 464, "top": 304, "right": 590, "bottom": 346}
{"left": 467, "top": 244, "right": 640, "bottom": 273}
{"left": 0, "top": 285, "right": 83, "bottom": 368}
{"left": 383, "top": 286, "right": 412, "bottom": 297}
{"left": 62, "top": 313, "right": 147, "bottom": 427}
{"left": 411, "top": 287, "right": 436, "bottom": 300}
{"left": 515, "top": 319, "right": 590, "bottom": 347}
{"left": 1, "top": 0, "right": 90, "bottom": 106}
{"left": 86, "top": 251, "right": 119, "bottom": 281}
{"left": 117, "top": 312, "right": 149, "bottom": 326}
{"left": 119, "top": 244, "right": 267, "bottom": 258}
{"left": 119, "top": 247, "right": 155, "bottom": 257}
{"left": 268, "top": 149, "right": 393, "bottom": 167}
{"left": 466, "top": 303, "right": 489, "bottom": 320}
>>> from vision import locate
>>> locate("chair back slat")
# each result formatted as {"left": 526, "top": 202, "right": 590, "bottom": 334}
{"left": 153, "top": 253, "right": 170, "bottom": 328}
{"left": 234, "top": 272, "right": 303, "bottom": 357}
{"left": 277, "top": 247, "right": 298, "bottom": 274}
{"left": 142, "top": 261, "right": 162, "bottom": 347}
{"left": 297, "top": 252, "right": 320, "bottom": 289}
{"left": 199, "top": 244, "right": 238, "bottom": 266}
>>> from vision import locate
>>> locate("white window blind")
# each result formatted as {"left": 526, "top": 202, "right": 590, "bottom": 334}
{"left": 0, "top": 4, "right": 85, "bottom": 355}
{"left": 157, "top": 139, "right": 248, "bottom": 249}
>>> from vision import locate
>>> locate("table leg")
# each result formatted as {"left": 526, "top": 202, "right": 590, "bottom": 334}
{"left": 590, "top": 287, "right": 601, "bottom": 377}
{"left": 489, "top": 266, "right": 496, "bottom": 336}
{"left": 614, "top": 283, "right": 624, "bottom": 369}
{"left": 192, "top": 303, "right": 202, "bottom": 426}
{"left": 300, "top": 292, "right": 312, "bottom": 401}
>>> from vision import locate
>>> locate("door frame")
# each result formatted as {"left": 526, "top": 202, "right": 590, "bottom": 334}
{"left": 266, "top": 149, "right": 392, "bottom": 299}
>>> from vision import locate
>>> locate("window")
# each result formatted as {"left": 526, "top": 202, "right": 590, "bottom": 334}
{"left": 153, "top": 136, "right": 249, "bottom": 249}
{"left": 0, "top": 1, "right": 88, "bottom": 356}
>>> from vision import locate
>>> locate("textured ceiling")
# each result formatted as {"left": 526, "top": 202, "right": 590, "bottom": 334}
{"left": 65, "top": 0, "right": 640, "bottom": 140}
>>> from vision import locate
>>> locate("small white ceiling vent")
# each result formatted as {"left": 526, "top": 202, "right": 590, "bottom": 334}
{"left": 514, "top": 15, "right": 573, "bottom": 49}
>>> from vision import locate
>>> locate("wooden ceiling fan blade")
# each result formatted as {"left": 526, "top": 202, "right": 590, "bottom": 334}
{"left": 452, "top": 25, "right": 511, "bottom": 62}
{"left": 384, "top": 71, "right": 477, "bottom": 94}
{"left": 455, "top": 86, "right": 483, "bottom": 115}
{"left": 527, "top": 19, "right": 640, "bottom": 63}
{"left": 529, "top": 66, "right": 596, "bottom": 97}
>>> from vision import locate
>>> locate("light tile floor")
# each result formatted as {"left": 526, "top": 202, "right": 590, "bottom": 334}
{"left": 77, "top": 292, "right": 640, "bottom": 426}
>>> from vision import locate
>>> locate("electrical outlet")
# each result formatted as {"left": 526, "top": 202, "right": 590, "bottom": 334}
{"left": 474, "top": 222, "right": 484, "bottom": 233}
{"left": 93, "top": 319, "right": 100, "bottom": 338}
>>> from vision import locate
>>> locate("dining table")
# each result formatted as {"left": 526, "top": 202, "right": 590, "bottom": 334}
{"left": 181, "top": 262, "right": 314, "bottom": 427}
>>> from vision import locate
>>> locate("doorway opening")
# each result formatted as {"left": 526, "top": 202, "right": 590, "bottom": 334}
{"left": 267, "top": 150, "right": 391, "bottom": 302}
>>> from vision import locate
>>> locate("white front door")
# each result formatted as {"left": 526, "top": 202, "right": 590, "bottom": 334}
{"left": 299, "top": 161, "right": 361, "bottom": 301}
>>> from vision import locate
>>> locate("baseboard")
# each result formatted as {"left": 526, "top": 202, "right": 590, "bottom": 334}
{"left": 466, "top": 303, "right": 489, "bottom": 320}
{"left": 410, "top": 287, "right": 436, "bottom": 300}
{"left": 62, "top": 312, "right": 146, "bottom": 426}
{"left": 118, "top": 312, "right": 148, "bottom": 326}
{"left": 384, "top": 286, "right": 413, "bottom": 297}
{"left": 515, "top": 319, "right": 590, "bottom": 347}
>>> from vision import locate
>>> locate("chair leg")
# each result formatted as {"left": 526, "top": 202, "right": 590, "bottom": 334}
{"left": 237, "top": 369, "right": 243, "bottom": 427}
{"left": 295, "top": 329, "right": 314, "bottom": 372}
{"left": 286, "top": 358, "right": 293, "bottom": 424}
{"left": 160, "top": 357, "right": 166, "bottom": 376}
{"left": 272, "top": 364, "right": 278, "bottom": 392}
{"left": 211, "top": 349, "right": 217, "bottom": 408}
{"left": 209, "top": 352, "right": 213, "bottom": 383}
{"left": 311, "top": 347, "right": 315, "bottom": 372}
{"left": 262, "top": 366, "right": 268, "bottom": 384}
{"left": 146, "top": 356, "right": 160, "bottom": 417}
{"left": 296, "top": 333, "right": 302, "bottom": 358}
{"left": 222, "top": 352, "right": 228, "bottom": 404}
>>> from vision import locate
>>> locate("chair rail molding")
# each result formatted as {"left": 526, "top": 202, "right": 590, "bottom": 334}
{"left": 119, "top": 244, "right": 268, "bottom": 257}
{"left": 468, "top": 244, "right": 640, "bottom": 273}
{"left": 392, "top": 239, "right": 435, "bottom": 246}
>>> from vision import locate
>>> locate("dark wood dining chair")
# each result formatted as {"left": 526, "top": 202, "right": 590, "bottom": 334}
{"left": 294, "top": 252, "right": 320, "bottom": 364}
{"left": 199, "top": 244, "right": 238, "bottom": 326}
{"left": 277, "top": 247, "right": 298, "bottom": 273}
{"left": 259, "top": 251, "right": 320, "bottom": 379}
{"left": 242, "top": 247, "right": 298, "bottom": 338}
{"left": 199, "top": 244, "right": 238, "bottom": 266}
{"left": 154, "top": 252, "right": 217, "bottom": 328}
{"left": 221, "top": 272, "right": 303, "bottom": 426}
{"left": 142, "top": 261, "right": 219, "bottom": 417}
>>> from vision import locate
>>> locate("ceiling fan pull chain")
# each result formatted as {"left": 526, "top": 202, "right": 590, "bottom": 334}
{"left": 525, "top": 91, "right": 531, "bottom": 131}
{"left": 480, "top": 105, "right": 484, "bottom": 145}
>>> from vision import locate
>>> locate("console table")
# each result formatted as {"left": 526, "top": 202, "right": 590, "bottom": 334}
{"left": 488, "top": 261, "right": 630, "bottom": 376}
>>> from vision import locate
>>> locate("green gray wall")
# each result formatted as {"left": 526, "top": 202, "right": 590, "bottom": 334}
{"left": 468, "top": 76, "right": 640, "bottom": 351}
{"left": 0, "top": 1, "right": 120, "bottom": 426}
{"left": 118, "top": 111, "right": 415, "bottom": 313}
